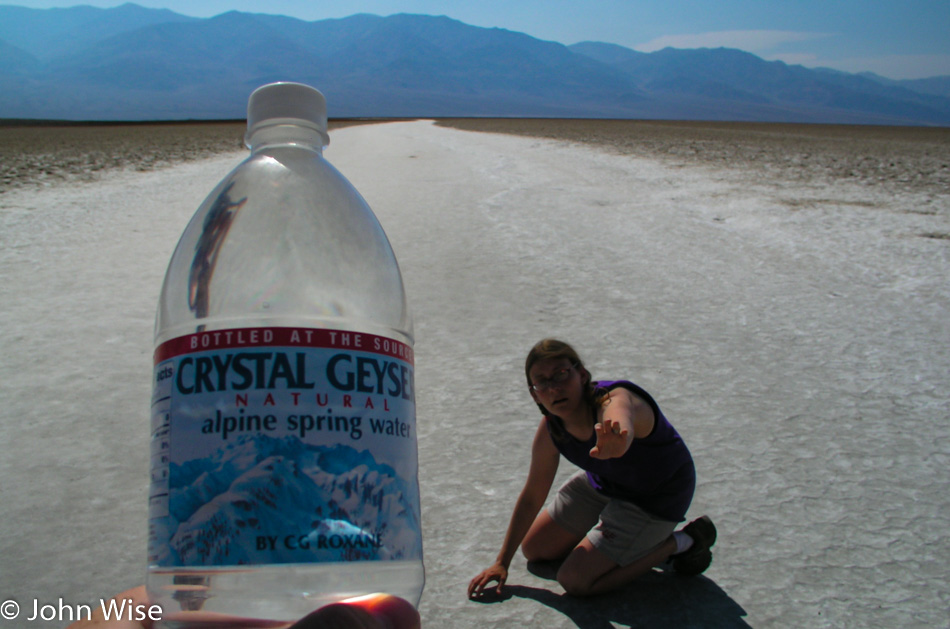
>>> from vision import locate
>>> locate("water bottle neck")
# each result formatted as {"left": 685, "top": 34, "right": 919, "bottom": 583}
{"left": 245, "top": 124, "right": 327, "bottom": 154}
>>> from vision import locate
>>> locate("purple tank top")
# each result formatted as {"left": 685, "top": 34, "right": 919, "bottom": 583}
{"left": 545, "top": 380, "right": 695, "bottom": 522}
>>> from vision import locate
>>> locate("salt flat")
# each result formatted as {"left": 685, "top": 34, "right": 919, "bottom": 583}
{"left": 1, "top": 120, "right": 948, "bottom": 628}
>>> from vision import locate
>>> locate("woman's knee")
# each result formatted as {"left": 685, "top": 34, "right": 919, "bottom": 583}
{"left": 521, "top": 528, "right": 566, "bottom": 562}
{"left": 556, "top": 564, "right": 594, "bottom": 597}
{"left": 521, "top": 538, "right": 546, "bottom": 561}
{"left": 520, "top": 534, "right": 546, "bottom": 562}
{"left": 554, "top": 539, "right": 619, "bottom": 597}
{"left": 521, "top": 512, "right": 581, "bottom": 562}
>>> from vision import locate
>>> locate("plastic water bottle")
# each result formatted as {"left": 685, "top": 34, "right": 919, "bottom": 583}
{"left": 147, "top": 82, "right": 424, "bottom": 626}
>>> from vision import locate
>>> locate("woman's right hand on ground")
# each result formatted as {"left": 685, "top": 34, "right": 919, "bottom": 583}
{"left": 467, "top": 563, "right": 508, "bottom": 598}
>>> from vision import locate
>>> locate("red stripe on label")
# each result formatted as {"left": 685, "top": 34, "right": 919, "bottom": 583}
{"left": 154, "top": 327, "right": 414, "bottom": 364}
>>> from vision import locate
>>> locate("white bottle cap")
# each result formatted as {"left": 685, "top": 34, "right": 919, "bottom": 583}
{"left": 245, "top": 82, "right": 330, "bottom": 147}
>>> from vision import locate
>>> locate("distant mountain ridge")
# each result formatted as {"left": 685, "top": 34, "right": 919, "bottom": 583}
{"left": 1, "top": 3, "right": 948, "bottom": 125}
{"left": 157, "top": 434, "right": 422, "bottom": 566}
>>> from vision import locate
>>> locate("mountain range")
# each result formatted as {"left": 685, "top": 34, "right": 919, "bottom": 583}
{"left": 154, "top": 434, "right": 422, "bottom": 566}
{"left": 1, "top": 3, "right": 949, "bottom": 125}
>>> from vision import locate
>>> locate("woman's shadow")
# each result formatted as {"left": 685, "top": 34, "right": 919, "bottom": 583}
{"left": 471, "top": 560, "right": 750, "bottom": 628}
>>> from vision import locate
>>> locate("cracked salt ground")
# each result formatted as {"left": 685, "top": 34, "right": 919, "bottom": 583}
{"left": 473, "top": 482, "right": 497, "bottom": 497}
{"left": 1, "top": 120, "right": 948, "bottom": 628}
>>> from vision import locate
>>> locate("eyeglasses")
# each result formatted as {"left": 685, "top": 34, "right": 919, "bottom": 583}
{"left": 530, "top": 364, "right": 577, "bottom": 392}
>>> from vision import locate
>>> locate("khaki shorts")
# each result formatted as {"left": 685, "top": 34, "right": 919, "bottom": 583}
{"left": 547, "top": 470, "right": 677, "bottom": 567}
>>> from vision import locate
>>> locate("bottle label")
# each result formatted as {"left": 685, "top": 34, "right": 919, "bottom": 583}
{"left": 148, "top": 327, "right": 421, "bottom": 567}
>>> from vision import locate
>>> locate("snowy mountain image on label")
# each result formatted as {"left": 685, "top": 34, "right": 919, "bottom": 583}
{"left": 154, "top": 434, "right": 421, "bottom": 566}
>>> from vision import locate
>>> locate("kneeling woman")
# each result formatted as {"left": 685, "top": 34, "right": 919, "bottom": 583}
{"left": 468, "top": 339, "right": 716, "bottom": 598}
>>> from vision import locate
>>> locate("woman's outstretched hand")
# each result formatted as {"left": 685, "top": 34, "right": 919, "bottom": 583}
{"left": 589, "top": 417, "right": 630, "bottom": 459}
{"left": 468, "top": 563, "right": 508, "bottom": 599}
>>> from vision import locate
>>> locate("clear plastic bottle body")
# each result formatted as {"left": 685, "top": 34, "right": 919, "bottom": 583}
{"left": 147, "top": 110, "right": 423, "bottom": 625}
{"left": 154, "top": 128, "right": 412, "bottom": 343}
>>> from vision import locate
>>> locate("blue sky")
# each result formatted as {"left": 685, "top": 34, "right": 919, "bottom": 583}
{"left": 10, "top": 0, "right": 950, "bottom": 79}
